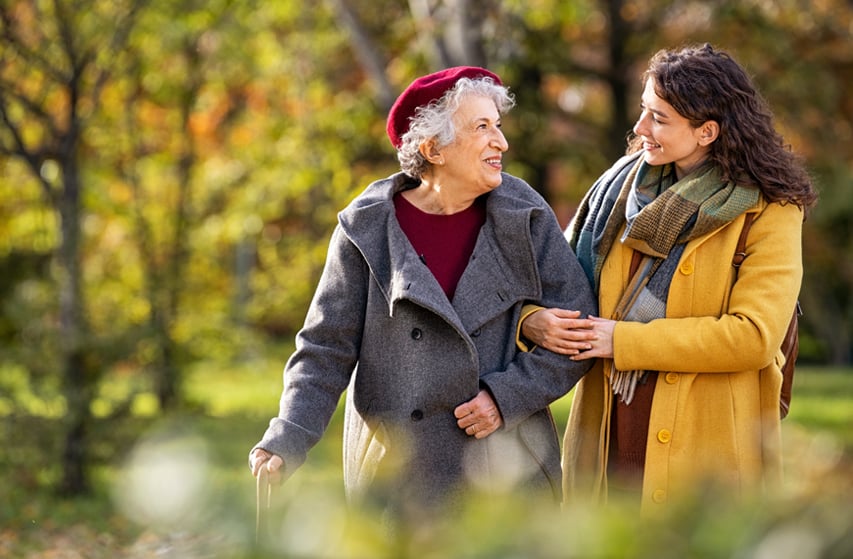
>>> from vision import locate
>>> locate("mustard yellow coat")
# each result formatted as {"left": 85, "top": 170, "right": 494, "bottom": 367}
{"left": 562, "top": 198, "right": 803, "bottom": 513}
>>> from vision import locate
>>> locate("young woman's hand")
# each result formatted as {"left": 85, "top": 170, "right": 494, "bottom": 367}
{"left": 570, "top": 316, "right": 615, "bottom": 360}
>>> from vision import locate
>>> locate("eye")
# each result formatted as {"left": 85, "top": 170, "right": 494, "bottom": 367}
{"left": 639, "top": 103, "right": 663, "bottom": 124}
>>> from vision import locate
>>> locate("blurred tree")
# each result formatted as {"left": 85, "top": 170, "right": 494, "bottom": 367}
{"left": 667, "top": 0, "right": 853, "bottom": 364}
{"left": 0, "top": 0, "right": 850, "bottom": 498}
{"left": 105, "top": 0, "right": 256, "bottom": 411}
{"left": 232, "top": 2, "right": 396, "bottom": 337}
{"left": 330, "top": 0, "right": 852, "bottom": 363}
{"left": 0, "top": 0, "right": 147, "bottom": 494}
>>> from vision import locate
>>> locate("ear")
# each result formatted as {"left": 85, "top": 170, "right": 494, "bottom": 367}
{"left": 419, "top": 140, "right": 444, "bottom": 165}
{"left": 697, "top": 120, "right": 720, "bottom": 146}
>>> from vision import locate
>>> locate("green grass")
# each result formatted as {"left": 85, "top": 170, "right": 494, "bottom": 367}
{"left": 1, "top": 364, "right": 851, "bottom": 558}
{"left": 549, "top": 366, "right": 853, "bottom": 452}
{"left": 785, "top": 366, "right": 853, "bottom": 448}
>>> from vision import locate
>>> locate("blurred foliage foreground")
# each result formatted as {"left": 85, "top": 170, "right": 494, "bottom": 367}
{"left": 1, "top": 365, "right": 852, "bottom": 559}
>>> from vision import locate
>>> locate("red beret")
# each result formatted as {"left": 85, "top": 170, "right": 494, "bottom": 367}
{"left": 386, "top": 66, "right": 502, "bottom": 149}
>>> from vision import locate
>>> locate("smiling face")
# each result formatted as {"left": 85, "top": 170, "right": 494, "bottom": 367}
{"left": 432, "top": 94, "right": 508, "bottom": 195}
{"left": 633, "top": 78, "right": 716, "bottom": 178}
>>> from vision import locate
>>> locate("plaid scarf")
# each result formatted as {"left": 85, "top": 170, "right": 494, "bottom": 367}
{"left": 568, "top": 153, "right": 759, "bottom": 403}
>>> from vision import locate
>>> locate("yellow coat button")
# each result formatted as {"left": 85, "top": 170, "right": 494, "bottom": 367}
{"left": 657, "top": 429, "right": 672, "bottom": 444}
{"left": 652, "top": 489, "right": 666, "bottom": 503}
{"left": 679, "top": 261, "right": 694, "bottom": 275}
{"left": 665, "top": 372, "right": 679, "bottom": 384}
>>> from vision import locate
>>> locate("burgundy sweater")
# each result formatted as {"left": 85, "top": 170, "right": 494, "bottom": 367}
{"left": 394, "top": 193, "right": 486, "bottom": 300}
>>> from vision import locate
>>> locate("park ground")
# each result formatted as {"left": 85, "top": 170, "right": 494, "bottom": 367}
{"left": 1, "top": 363, "right": 852, "bottom": 558}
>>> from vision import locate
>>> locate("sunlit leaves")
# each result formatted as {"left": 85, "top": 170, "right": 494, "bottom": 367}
{"left": 2, "top": 0, "right": 852, "bottom": 415}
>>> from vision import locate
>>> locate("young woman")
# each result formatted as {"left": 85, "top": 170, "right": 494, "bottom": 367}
{"left": 521, "top": 44, "right": 817, "bottom": 512}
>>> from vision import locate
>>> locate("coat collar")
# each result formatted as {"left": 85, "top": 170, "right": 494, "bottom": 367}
{"left": 338, "top": 173, "right": 542, "bottom": 332}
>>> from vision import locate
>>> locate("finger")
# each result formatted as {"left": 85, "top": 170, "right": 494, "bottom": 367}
{"left": 267, "top": 454, "right": 283, "bottom": 472}
{"left": 550, "top": 308, "right": 583, "bottom": 319}
{"left": 457, "top": 408, "right": 479, "bottom": 429}
{"left": 570, "top": 350, "right": 597, "bottom": 361}
{"left": 250, "top": 449, "right": 270, "bottom": 476}
{"left": 540, "top": 342, "right": 575, "bottom": 355}
{"left": 562, "top": 343, "right": 594, "bottom": 355}
{"left": 475, "top": 420, "right": 501, "bottom": 438}
{"left": 458, "top": 418, "right": 475, "bottom": 431}
{"left": 540, "top": 338, "right": 585, "bottom": 355}
{"left": 453, "top": 402, "right": 472, "bottom": 419}
{"left": 455, "top": 390, "right": 491, "bottom": 419}
{"left": 266, "top": 455, "right": 284, "bottom": 484}
{"left": 565, "top": 328, "right": 598, "bottom": 340}
{"left": 474, "top": 427, "right": 493, "bottom": 439}
{"left": 555, "top": 317, "right": 593, "bottom": 329}
{"left": 541, "top": 329, "right": 594, "bottom": 348}
{"left": 553, "top": 334, "right": 594, "bottom": 347}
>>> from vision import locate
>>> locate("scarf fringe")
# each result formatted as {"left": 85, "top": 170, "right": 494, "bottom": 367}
{"left": 583, "top": 156, "right": 759, "bottom": 408}
{"left": 610, "top": 368, "right": 645, "bottom": 405}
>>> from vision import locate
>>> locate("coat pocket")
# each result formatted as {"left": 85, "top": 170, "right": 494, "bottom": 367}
{"left": 344, "top": 416, "right": 390, "bottom": 501}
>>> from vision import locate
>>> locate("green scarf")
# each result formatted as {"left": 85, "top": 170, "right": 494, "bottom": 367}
{"left": 571, "top": 154, "right": 760, "bottom": 403}
{"left": 621, "top": 158, "right": 759, "bottom": 258}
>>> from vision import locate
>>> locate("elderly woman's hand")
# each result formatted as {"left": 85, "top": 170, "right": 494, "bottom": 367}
{"left": 522, "top": 308, "right": 596, "bottom": 355}
{"left": 454, "top": 390, "right": 503, "bottom": 439}
{"left": 250, "top": 448, "right": 285, "bottom": 484}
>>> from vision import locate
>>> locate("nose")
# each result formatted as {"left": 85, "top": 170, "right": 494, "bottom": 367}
{"left": 633, "top": 111, "right": 650, "bottom": 137}
{"left": 492, "top": 127, "right": 509, "bottom": 152}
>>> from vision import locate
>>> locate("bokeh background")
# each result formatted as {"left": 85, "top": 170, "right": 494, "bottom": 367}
{"left": 1, "top": 1, "right": 851, "bottom": 557}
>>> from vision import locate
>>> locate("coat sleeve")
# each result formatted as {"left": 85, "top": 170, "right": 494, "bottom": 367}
{"left": 253, "top": 225, "right": 368, "bottom": 476}
{"left": 613, "top": 202, "right": 803, "bottom": 373}
{"left": 481, "top": 207, "right": 599, "bottom": 430}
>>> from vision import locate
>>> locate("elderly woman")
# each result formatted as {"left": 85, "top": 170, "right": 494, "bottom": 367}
{"left": 249, "top": 66, "right": 596, "bottom": 519}
{"left": 520, "top": 45, "right": 817, "bottom": 512}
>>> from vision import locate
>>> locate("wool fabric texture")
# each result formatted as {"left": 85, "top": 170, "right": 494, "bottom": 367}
{"left": 563, "top": 190, "right": 800, "bottom": 513}
{"left": 386, "top": 66, "right": 502, "bottom": 149}
{"left": 568, "top": 152, "right": 760, "bottom": 403}
{"left": 568, "top": 152, "right": 760, "bottom": 291}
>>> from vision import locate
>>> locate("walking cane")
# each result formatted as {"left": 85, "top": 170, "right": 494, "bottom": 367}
{"left": 255, "top": 466, "right": 272, "bottom": 544}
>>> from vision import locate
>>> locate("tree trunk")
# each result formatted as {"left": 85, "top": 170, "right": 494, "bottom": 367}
{"left": 56, "top": 144, "right": 95, "bottom": 496}
{"left": 604, "top": 0, "right": 633, "bottom": 160}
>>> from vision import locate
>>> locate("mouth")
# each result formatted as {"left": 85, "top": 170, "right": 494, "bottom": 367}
{"left": 484, "top": 157, "right": 502, "bottom": 169}
{"left": 642, "top": 140, "right": 661, "bottom": 151}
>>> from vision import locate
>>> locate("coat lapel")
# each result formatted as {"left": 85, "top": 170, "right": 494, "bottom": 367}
{"left": 452, "top": 184, "right": 543, "bottom": 332}
{"left": 339, "top": 173, "right": 543, "bottom": 336}
{"left": 338, "top": 175, "right": 464, "bottom": 332}
{"left": 452, "top": 223, "right": 539, "bottom": 333}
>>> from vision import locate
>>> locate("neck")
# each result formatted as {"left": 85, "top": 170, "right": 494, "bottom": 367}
{"left": 674, "top": 154, "right": 711, "bottom": 181}
{"left": 404, "top": 177, "right": 477, "bottom": 215}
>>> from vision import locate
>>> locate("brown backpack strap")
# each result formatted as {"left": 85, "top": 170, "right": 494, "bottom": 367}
{"left": 732, "top": 213, "right": 755, "bottom": 270}
{"left": 731, "top": 211, "right": 801, "bottom": 419}
{"left": 629, "top": 249, "right": 643, "bottom": 279}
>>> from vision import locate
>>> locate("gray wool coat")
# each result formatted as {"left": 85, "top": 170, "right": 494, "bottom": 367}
{"left": 254, "top": 171, "right": 596, "bottom": 512}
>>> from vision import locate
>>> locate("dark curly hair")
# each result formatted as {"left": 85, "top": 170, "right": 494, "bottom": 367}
{"left": 627, "top": 43, "right": 817, "bottom": 210}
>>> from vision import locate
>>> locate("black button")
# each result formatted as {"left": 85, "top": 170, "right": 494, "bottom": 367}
{"left": 411, "top": 409, "right": 424, "bottom": 421}
{"left": 411, "top": 328, "right": 422, "bottom": 340}
{"left": 471, "top": 328, "right": 481, "bottom": 337}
